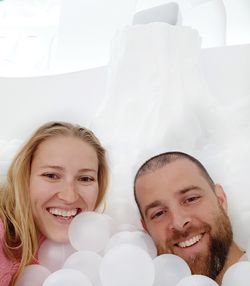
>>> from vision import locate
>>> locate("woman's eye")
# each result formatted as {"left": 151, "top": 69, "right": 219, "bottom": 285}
{"left": 79, "top": 176, "right": 94, "bottom": 182}
{"left": 42, "top": 173, "right": 59, "bottom": 180}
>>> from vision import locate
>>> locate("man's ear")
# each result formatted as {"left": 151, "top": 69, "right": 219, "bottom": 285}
{"left": 214, "top": 184, "right": 228, "bottom": 212}
{"left": 141, "top": 218, "right": 148, "bottom": 232}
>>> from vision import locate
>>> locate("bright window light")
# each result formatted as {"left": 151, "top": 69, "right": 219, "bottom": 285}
{"left": 0, "top": 0, "right": 61, "bottom": 76}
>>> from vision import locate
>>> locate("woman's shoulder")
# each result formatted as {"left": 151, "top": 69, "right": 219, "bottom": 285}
{"left": 0, "top": 217, "right": 19, "bottom": 285}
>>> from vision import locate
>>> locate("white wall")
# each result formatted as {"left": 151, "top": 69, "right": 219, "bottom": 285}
{"left": 1, "top": 41, "right": 250, "bottom": 247}
{"left": 0, "top": 66, "right": 106, "bottom": 140}
{"left": 136, "top": 0, "right": 250, "bottom": 46}
{"left": 224, "top": 0, "right": 250, "bottom": 45}
{"left": 0, "top": 0, "right": 249, "bottom": 76}
{"left": 0, "top": 44, "right": 249, "bottom": 141}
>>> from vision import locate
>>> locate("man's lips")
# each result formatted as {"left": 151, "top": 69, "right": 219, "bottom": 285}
{"left": 174, "top": 233, "right": 205, "bottom": 248}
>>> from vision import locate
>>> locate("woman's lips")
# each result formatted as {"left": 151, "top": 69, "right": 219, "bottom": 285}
{"left": 46, "top": 207, "right": 81, "bottom": 223}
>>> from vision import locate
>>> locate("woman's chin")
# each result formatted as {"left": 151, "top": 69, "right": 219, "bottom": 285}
{"left": 45, "top": 229, "right": 70, "bottom": 244}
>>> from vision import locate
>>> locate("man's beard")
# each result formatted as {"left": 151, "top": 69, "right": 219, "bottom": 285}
{"left": 157, "top": 206, "right": 233, "bottom": 280}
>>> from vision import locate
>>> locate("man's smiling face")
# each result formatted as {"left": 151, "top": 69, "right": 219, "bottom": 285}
{"left": 135, "top": 158, "right": 233, "bottom": 279}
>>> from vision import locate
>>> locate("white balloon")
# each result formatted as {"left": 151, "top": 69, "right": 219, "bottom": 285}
{"left": 153, "top": 254, "right": 191, "bottom": 286}
{"left": 68, "top": 212, "right": 111, "bottom": 252}
{"left": 104, "top": 231, "right": 148, "bottom": 253}
{"left": 43, "top": 269, "right": 92, "bottom": 286}
{"left": 222, "top": 261, "right": 250, "bottom": 286}
{"left": 101, "top": 213, "right": 118, "bottom": 235}
{"left": 38, "top": 240, "right": 75, "bottom": 272}
{"left": 117, "top": 223, "right": 138, "bottom": 232}
{"left": 135, "top": 231, "right": 157, "bottom": 259}
{"left": 247, "top": 241, "right": 250, "bottom": 261}
{"left": 104, "top": 198, "right": 141, "bottom": 228}
{"left": 63, "top": 250, "right": 102, "bottom": 285}
{"left": 15, "top": 264, "right": 50, "bottom": 286}
{"left": 231, "top": 211, "right": 250, "bottom": 249}
{"left": 176, "top": 275, "right": 219, "bottom": 286}
{"left": 100, "top": 243, "right": 155, "bottom": 286}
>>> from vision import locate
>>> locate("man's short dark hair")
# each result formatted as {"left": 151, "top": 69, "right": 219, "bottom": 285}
{"left": 133, "top": 151, "right": 215, "bottom": 217}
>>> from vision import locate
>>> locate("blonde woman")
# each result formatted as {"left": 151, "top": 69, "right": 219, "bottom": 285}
{"left": 0, "top": 121, "right": 109, "bottom": 286}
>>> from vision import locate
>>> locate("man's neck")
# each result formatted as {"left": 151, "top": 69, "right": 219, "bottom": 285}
{"left": 215, "top": 241, "right": 244, "bottom": 285}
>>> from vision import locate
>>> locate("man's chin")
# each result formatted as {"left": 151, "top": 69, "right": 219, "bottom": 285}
{"left": 186, "top": 253, "right": 210, "bottom": 276}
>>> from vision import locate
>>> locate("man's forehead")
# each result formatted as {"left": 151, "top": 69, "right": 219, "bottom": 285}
{"left": 135, "top": 159, "right": 208, "bottom": 199}
{"left": 137, "top": 158, "right": 199, "bottom": 182}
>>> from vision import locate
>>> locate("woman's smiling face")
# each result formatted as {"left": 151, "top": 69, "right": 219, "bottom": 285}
{"left": 29, "top": 135, "right": 99, "bottom": 243}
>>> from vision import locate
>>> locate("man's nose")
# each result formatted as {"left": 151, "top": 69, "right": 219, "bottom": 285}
{"left": 168, "top": 207, "right": 191, "bottom": 231}
{"left": 57, "top": 181, "right": 78, "bottom": 203}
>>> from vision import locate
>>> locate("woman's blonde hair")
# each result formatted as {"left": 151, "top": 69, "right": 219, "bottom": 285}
{"left": 0, "top": 121, "right": 109, "bottom": 285}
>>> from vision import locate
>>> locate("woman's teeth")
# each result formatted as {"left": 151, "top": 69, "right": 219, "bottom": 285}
{"left": 48, "top": 208, "right": 78, "bottom": 217}
{"left": 178, "top": 234, "right": 202, "bottom": 248}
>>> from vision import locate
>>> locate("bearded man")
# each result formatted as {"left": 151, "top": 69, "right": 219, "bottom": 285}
{"left": 134, "top": 151, "right": 246, "bottom": 284}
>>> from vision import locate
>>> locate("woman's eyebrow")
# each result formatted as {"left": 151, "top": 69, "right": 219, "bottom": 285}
{"left": 39, "top": 165, "right": 64, "bottom": 171}
{"left": 78, "top": 168, "right": 97, "bottom": 173}
{"left": 39, "top": 166, "right": 97, "bottom": 173}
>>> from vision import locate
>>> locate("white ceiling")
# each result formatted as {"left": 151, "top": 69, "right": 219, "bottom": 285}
{"left": 0, "top": 0, "right": 249, "bottom": 76}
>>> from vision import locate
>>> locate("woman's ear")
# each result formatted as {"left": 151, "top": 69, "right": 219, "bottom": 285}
{"left": 214, "top": 184, "right": 228, "bottom": 212}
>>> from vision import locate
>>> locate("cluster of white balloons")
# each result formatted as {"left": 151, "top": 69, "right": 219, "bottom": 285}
{"left": 16, "top": 201, "right": 250, "bottom": 286}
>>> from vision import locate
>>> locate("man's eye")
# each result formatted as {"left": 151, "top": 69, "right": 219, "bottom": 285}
{"left": 42, "top": 173, "right": 59, "bottom": 179}
{"left": 151, "top": 210, "right": 166, "bottom": 220}
{"left": 185, "top": 196, "right": 200, "bottom": 204}
{"left": 79, "top": 176, "right": 94, "bottom": 182}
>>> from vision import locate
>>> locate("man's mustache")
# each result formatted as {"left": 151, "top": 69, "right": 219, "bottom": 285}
{"left": 165, "top": 223, "right": 211, "bottom": 245}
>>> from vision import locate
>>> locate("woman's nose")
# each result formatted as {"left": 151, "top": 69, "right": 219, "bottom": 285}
{"left": 57, "top": 182, "right": 78, "bottom": 203}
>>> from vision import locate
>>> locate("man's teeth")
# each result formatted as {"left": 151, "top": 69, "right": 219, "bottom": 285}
{"left": 48, "top": 208, "right": 78, "bottom": 217}
{"left": 178, "top": 234, "right": 202, "bottom": 248}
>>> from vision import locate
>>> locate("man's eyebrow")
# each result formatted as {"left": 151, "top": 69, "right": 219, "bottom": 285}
{"left": 178, "top": 185, "right": 202, "bottom": 195}
{"left": 143, "top": 186, "right": 202, "bottom": 218}
{"left": 144, "top": 200, "right": 164, "bottom": 218}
